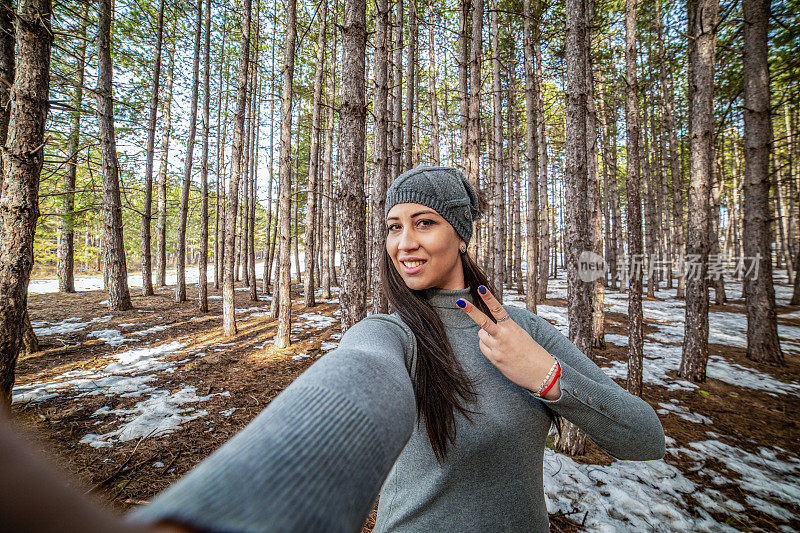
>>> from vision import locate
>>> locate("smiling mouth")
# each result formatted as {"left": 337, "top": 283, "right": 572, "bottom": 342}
{"left": 400, "top": 260, "right": 427, "bottom": 273}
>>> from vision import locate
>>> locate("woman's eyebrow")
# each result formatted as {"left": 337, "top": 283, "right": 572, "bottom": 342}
{"left": 387, "top": 210, "right": 438, "bottom": 221}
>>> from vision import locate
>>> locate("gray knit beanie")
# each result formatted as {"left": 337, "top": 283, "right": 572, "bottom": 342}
{"left": 384, "top": 165, "right": 480, "bottom": 245}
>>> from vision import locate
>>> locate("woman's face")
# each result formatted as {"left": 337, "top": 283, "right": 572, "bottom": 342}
{"left": 386, "top": 202, "right": 467, "bottom": 291}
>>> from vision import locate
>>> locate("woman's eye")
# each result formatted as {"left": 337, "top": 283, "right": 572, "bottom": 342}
{"left": 418, "top": 219, "right": 434, "bottom": 228}
{"left": 387, "top": 224, "right": 398, "bottom": 232}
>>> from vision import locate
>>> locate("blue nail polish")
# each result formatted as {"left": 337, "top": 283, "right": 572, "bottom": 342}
{"left": 478, "top": 285, "right": 486, "bottom": 294}
{"left": 456, "top": 299, "right": 466, "bottom": 308}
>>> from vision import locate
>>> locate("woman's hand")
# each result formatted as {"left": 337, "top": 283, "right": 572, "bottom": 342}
{"left": 457, "top": 285, "right": 561, "bottom": 399}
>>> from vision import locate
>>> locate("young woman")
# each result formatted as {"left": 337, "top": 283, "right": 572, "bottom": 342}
{"left": 1, "top": 165, "right": 664, "bottom": 533}
{"left": 130, "top": 165, "right": 664, "bottom": 532}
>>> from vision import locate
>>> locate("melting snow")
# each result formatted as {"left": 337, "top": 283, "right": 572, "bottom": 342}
{"left": 80, "top": 387, "right": 230, "bottom": 448}
{"left": 87, "top": 329, "right": 131, "bottom": 347}
{"left": 296, "top": 311, "right": 337, "bottom": 329}
{"left": 32, "top": 315, "right": 113, "bottom": 336}
{"left": 12, "top": 342, "right": 187, "bottom": 403}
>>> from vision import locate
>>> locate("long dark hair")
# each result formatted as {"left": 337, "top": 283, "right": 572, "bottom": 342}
{"left": 379, "top": 196, "right": 559, "bottom": 461}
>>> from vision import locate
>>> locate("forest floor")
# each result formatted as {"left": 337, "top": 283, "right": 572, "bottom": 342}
{"left": 9, "top": 267, "right": 800, "bottom": 532}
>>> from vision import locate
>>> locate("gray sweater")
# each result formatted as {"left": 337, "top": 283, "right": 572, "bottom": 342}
{"left": 127, "top": 287, "right": 665, "bottom": 532}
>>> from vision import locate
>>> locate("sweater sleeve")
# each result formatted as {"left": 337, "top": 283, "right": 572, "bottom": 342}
{"left": 124, "top": 314, "right": 417, "bottom": 533}
{"left": 520, "top": 309, "right": 665, "bottom": 461}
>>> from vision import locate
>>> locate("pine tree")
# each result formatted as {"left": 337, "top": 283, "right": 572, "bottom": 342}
{"left": 222, "top": 0, "right": 252, "bottom": 336}
{"left": 741, "top": 0, "right": 783, "bottom": 363}
{"left": 0, "top": 0, "right": 52, "bottom": 407}
{"left": 97, "top": 0, "right": 132, "bottom": 312}
{"left": 338, "top": 0, "right": 367, "bottom": 332}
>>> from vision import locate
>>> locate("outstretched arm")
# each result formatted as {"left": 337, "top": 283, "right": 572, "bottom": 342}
{"left": 455, "top": 284, "right": 664, "bottom": 462}
{"left": 126, "top": 314, "right": 417, "bottom": 532}
{"left": 526, "top": 312, "right": 666, "bottom": 461}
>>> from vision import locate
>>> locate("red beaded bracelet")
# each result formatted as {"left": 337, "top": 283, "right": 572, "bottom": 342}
{"left": 539, "top": 363, "right": 561, "bottom": 397}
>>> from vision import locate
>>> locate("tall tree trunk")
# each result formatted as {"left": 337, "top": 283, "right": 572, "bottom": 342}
{"left": 709, "top": 137, "right": 727, "bottom": 304}
{"left": 199, "top": 0, "right": 211, "bottom": 312}
{"left": 305, "top": 0, "right": 327, "bottom": 308}
{"left": 97, "top": 0, "right": 132, "bottom": 312}
{"left": 465, "top": 0, "right": 482, "bottom": 258}
{"left": 338, "top": 0, "right": 367, "bottom": 332}
{"left": 624, "top": 0, "right": 644, "bottom": 395}
{"left": 523, "top": 0, "right": 539, "bottom": 312}
{"left": 321, "top": 55, "right": 336, "bottom": 299}
{"left": 585, "top": 1, "right": 604, "bottom": 349}
{"left": 0, "top": 0, "right": 51, "bottom": 408}
{"left": 372, "top": 0, "right": 389, "bottom": 314}
{"left": 597, "top": 72, "right": 616, "bottom": 289}
{"left": 609, "top": 74, "right": 626, "bottom": 293}
{"left": 555, "top": 0, "right": 591, "bottom": 456}
{"left": 641, "top": 99, "right": 658, "bottom": 298}
{"left": 176, "top": 0, "right": 203, "bottom": 302}
{"left": 426, "top": 13, "right": 440, "bottom": 165}
{"left": 222, "top": 0, "right": 252, "bottom": 336}
{"left": 248, "top": 10, "right": 260, "bottom": 301}
{"left": 0, "top": 0, "right": 13, "bottom": 194}
{"left": 791, "top": 246, "right": 800, "bottom": 305}
{"left": 141, "top": 0, "right": 166, "bottom": 297}
{"left": 742, "top": 0, "right": 783, "bottom": 363}
{"left": 58, "top": 4, "right": 89, "bottom": 293}
{"left": 392, "top": 0, "right": 403, "bottom": 179}
{"left": 536, "top": 38, "right": 550, "bottom": 300}
{"left": 215, "top": 11, "right": 229, "bottom": 291}
{"left": 669, "top": 69, "right": 685, "bottom": 298}
{"left": 458, "top": 0, "right": 469, "bottom": 170}
{"left": 274, "top": 0, "right": 297, "bottom": 346}
{"left": 679, "top": 0, "right": 718, "bottom": 381}
{"left": 404, "top": 0, "right": 417, "bottom": 171}
{"left": 656, "top": 0, "right": 678, "bottom": 291}
{"left": 241, "top": 59, "right": 252, "bottom": 288}
{"left": 490, "top": 0, "right": 505, "bottom": 298}
{"left": 772, "top": 124, "right": 794, "bottom": 283}
{"left": 156, "top": 21, "right": 176, "bottom": 288}
{"left": 510, "top": 95, "right": 523, "bottom": 293}
{"left": 264, "top": 8, "right": 277, "bottom": 295}
{"left": 293, "top": 152, "right": 302, "bottom": 285}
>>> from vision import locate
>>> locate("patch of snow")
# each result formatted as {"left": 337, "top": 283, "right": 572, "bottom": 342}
{"left": 79, "top": 386, "right": 227, "bottom": 447}
{"left": 320, "top": 341, "right": 338, "bottom": 352}
{"left": 603, "top": 334, "right": 629, "bottom": 347}
{"left": 87, "top": 329, "right": 131, "bottom": 347}
{"left": 544, "top": 436, "right": 800, "bottom": 532}
{"left": 12, "top": 342, "right": 186, "bottom": 403}
{"left": 220, "top": 407, "right": 237, "bottom": 417}
{"left": 32, "top": 315, "right": 113, "bottom": 336}
{"left": 296, "top": 312, "right": 337, "bottom": 329}
{"left": 656, "top": 400, "right": 713, "bottom": 425}
{"left": 132, "top": 324, "right": 171, "bottom": 336}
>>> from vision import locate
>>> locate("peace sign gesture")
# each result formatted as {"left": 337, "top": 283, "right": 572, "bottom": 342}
{"left": 456, "top": 285, "right": 560, "bottom": 397}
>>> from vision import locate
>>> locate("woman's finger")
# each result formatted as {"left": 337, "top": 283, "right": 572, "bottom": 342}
{"left": 477, "top": 285, "right": 511, "bottom": 324}
{"left": 477, "top": 327, "right": 497, "bottom": 348}
{"left": 478, "top": 338, "right": 492, "bottom": 358}
{"left": 456, "top": 297, "right": 500, "bottom": 336}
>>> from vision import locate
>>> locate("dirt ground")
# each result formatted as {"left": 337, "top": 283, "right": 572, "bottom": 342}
{"left": 10, "top": 279, "right": 800, "bottom": 532}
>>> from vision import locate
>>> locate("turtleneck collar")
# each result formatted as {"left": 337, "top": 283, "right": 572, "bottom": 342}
{"left": 419, "top": 286, "right": 478, "bottom": 329}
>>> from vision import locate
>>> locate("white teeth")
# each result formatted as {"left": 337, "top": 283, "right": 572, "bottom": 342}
{"left": 403, "top": 261, "right": 425, "bottom": 268}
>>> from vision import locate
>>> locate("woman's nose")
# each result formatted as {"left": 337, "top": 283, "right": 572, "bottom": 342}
{"left": 398, "top": 228, "right": 419, "bottom": 250}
